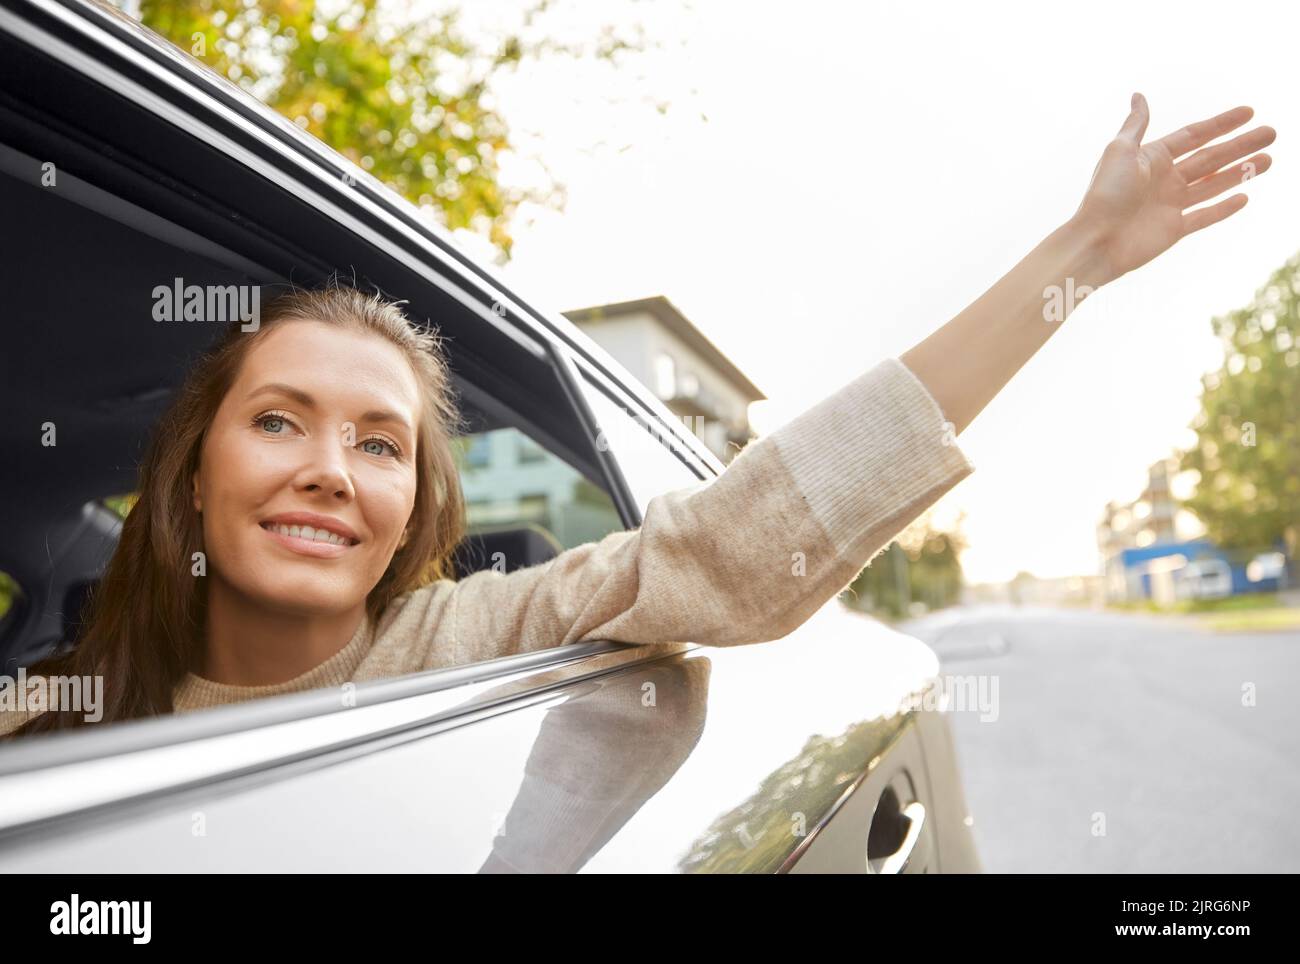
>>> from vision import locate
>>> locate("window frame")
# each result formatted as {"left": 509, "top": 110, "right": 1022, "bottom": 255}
{"left": 574, "top": 356, "right": 714, "bottom": 506}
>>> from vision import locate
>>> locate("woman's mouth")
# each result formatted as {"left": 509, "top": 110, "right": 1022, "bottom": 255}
{"left": 259, "top": 521, "right": 360, "bottom": 558}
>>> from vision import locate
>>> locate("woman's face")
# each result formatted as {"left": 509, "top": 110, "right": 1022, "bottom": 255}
{"left": 193, "top": 319, "right": 422, "bottom": 617}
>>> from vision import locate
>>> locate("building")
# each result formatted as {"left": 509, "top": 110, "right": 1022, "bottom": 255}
{"left": 563, "top": 295, "right": 765, "bottom": 464}
{"left": 456, "top": 429, "right": 624, "bottom": 552}
{"left": 1098, "top": 456, "right": 1183, "bottom": 601}
{"left": 456, "top": 296, "right": 765, "bottom": 555}
{"left": 1097, "top": 457, "right": 1178, "bottom": 560}
{"left": 1098, "top": 456, "right": 1288, "bottom": 603}
{"left": 1107, "top": 540, "right": 1286, "bottom": 605}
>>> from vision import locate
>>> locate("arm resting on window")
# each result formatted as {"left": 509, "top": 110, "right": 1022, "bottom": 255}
{"left": 442, "top": 357, "right": 973, "bottom": 660}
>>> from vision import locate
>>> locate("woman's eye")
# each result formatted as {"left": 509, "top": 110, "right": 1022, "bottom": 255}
{"left": 360, "top": 438, "right": 398, "bottom": 457}
{"left": 254, "top": 413, "right": 294, "bottom": 435}
{"left": 251, "top": 412, "right": 396, "bottom": 456}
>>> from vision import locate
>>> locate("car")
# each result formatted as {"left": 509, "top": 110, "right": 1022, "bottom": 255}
{"left": 1176, "top": 559, "right": 1233, "bottom": 601}
{"left": 0, "top": 0, "right": 980, "bottom": 873}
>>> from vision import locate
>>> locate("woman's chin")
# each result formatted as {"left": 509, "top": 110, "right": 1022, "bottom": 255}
{"left": 218, "top": 572, "right": 370, "bottom": 619}
{"left": 261, "top": 592, "right": 368, "bottom": 619}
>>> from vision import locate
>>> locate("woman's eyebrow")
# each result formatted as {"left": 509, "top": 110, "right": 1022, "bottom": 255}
{"left": 247, "top": 382, "right": 315, "bottom": 407}
{"left": 246, "top": 383, "right": 412, "bottom": 430}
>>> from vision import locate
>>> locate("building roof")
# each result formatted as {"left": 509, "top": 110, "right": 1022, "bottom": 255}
{"left": 563, "top": 295, "right": 766, "bottom": 401}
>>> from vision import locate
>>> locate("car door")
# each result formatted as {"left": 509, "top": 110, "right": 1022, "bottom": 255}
{"left": 0, "top": 0, "right": 979, "bottom": 873}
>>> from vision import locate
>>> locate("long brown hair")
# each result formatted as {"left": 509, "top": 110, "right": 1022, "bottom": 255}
{"left": 11, "top": 282, "right": 467, "bottom": 738}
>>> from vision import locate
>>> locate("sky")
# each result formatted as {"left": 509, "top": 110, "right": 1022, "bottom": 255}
{"left": 444, "top": 0, "right": 1299, "bottom": 583}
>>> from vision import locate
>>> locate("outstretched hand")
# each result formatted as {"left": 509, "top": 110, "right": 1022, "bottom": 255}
{"left": 1073, "top": 93, "right": 1276, "bottom": 286}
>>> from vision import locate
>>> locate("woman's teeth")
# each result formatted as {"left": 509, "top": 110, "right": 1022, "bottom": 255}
{"left": 265, "top": 523, "right": 354, "bottom": 546}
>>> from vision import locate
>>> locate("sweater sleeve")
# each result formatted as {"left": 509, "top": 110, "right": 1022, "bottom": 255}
{"left": 446, "top": 357, "right": 975, "bottom": 659}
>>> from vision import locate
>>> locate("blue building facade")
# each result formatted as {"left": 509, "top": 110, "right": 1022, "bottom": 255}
{"left": 1109, "top": 539, "right": 1288, "bottom": 603}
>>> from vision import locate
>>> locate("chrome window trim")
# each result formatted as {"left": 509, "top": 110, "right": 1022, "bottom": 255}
{"left": 0, "top": 640, "right": 696, "bottom": 838}
{"left": 547, "top": 342, "right": 643, "bottom": 527}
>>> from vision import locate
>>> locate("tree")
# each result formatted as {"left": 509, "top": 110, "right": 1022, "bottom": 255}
{"left": 127, "top": 0, "right": 659, "bottom": 261}
{"left": 842, "top": 510, "right": 967, "bottom": 619}
{"left": 1008, "top": 570, "right": 1035, "bottom": 606}
{"left": 1179, "top": 252, "right": 1300, "bottom": 559}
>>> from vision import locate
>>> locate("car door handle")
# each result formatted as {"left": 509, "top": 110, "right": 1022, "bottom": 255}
{"left": 868, "top": 800, "right": 928, "bottom": 874}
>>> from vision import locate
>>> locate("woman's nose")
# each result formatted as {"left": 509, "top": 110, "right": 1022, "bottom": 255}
{"left": 296, "top": 429, "right": 356, "bottom": 500}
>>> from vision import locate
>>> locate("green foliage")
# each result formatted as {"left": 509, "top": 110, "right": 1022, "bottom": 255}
{"left": 1179, "top": 253, "right": 1300, "bottom": 556}
{"left": 0, "top": 570, "right": 16, "bottom": 622}
{"left": 102, "top": 493, "right": 140, "bottom": 519}
{"left": 843, "top": 514, "right": 967, "bottom": 619}
{"left": 1109, "top": 592, "right": 1281, "bottom": 615}
{"left": 130, "top": 0, "right": 648, "bottom": 260}
{"left": 678, "top": 714, "right": 910, "bottom": 872}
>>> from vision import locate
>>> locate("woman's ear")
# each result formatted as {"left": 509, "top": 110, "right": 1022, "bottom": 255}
{"left": 191, "top": 473, "right": 202, "bottom": 513}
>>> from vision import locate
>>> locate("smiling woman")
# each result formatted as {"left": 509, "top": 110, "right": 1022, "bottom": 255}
{"left": 189, "top": 313, "right": 441, "bottom": 685}
{"left": 3, "top": 284, "right": 469, "bottom": 736}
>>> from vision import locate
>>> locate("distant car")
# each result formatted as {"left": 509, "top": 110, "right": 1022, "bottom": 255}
{"left": 1246, "top": 551, "right": 1287, "bottom": 585}
{"left": 1177, "top": 559, "right": 1233, "bottom": 600}
{"left": 0, "top": 0, "right": 979, "bottom": 872}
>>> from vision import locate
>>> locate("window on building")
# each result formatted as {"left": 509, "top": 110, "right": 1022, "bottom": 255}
{"left": 463, "top": 433, "right": 493, "bottom": 469}
{"left": 678, "top": 370, "right": 699, "bottom": 398}
{"left": 653, "top": 352, "right": 677, "bottom": 398}
{"left": 516, "top": 434, "right": 547, "bottom": 464}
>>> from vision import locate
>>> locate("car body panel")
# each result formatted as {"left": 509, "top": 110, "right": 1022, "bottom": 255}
{"left": 0, "top": 606, "right": 971, "bottom": 872}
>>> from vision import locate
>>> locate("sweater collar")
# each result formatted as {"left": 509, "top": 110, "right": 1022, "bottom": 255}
{"left": 173, "top": 613, "right": 374, "bottom": 712}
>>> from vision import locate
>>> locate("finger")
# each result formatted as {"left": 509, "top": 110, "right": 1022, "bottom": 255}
{"left": 1116, "top": 92, "right": 1149, "bottom": 144}
{"left": 1181, "top": 192, "right": 1248, "bottom": 237}
{"left": 1154, "top": 105, "right": 1254, "bottom": 159}
{"left": 1177, "top": 125, "right": 1277, "bottom": 182}
{"left": 1185, "top": 152, "right": 1272, "bottom": 206}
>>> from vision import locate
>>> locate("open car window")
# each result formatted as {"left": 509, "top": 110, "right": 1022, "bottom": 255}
{"left": 0, "top": 64, "right": 641, "bottom": 744}
{"left": 449, "top": 378, "right": 625, "bottom": 573}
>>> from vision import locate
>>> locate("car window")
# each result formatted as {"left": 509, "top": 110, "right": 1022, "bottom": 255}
{"left": 451, "top": 416, "right": 626, "bottom": 565}
{"left": 579, "top": 377, "right": 708, "bottom": 513}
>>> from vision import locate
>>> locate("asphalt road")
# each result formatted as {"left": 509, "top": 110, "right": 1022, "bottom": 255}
{"left": 899, "top": 605, "right": 1300, "bottom": 873}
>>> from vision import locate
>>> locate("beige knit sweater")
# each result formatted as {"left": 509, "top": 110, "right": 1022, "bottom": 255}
{"left": 0, "top": 357, "right": 974, "bottom": 737}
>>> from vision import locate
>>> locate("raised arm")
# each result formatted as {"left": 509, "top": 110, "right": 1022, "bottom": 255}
{"left": 421, "top": 94, "right": 1275, "bottom": 663}
{"left": 902, "top": 94, "right": 1275, "bottom": 435}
